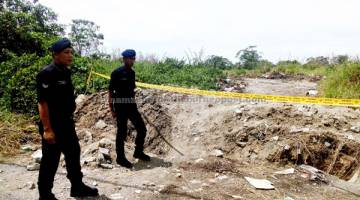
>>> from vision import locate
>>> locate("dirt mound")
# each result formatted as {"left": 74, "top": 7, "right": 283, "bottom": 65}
{"left": 201, "top": 102, "right": 360, "bottom": 181}
{"left": 269, "top": 133, "right": 360, "bottom": 180}
{"left": 73, "top": 89, "right": 172, "bottom": 167}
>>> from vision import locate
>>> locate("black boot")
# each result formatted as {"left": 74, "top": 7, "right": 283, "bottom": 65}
{"left": 133, "top": 149, "right": 151, "bottom": 161}
{"left": 39, "top": 193, "right": 58, "bottom": 200}
{"left": 70, "top": 182, "right": 98, "bottom": 197}
{"left": 116, "top": 156, "right": 133, "bottom": 168}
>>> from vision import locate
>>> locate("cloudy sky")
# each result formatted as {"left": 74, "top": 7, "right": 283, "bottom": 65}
{"left": 39, "top": 0, "right": 359, "bottom": 62}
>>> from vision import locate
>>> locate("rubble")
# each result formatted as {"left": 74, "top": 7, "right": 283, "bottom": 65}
{"left": 21, "top": 145, "right": 35, "bottom": 152}
{"left": 298, "top": 165, "right": 328, "bottom": 183}
{"left": 350, "top": 126, "right": 360, "bottom": 133}
{"left": 27, "top": 182, "right": 36, "bottom": 190}
{"left": 31, "top": 149, "right": 42, "bottom": 163}
{"left": 99, "top": 163, "right": 114, "bottom": 169}
{"left": 109, "top": 193, "right": 125, "bottom": 200}
{"left": 211, "top": 149, "right": 224, "bottom": 157}
{"left": 75, "top": 94, "right": 87, "bottom": 105}
{"left": 26, "top": 163, "right": 40, "bottom": 171}
{"left": 95, "top": 120, "right": 107, "bottom": 129}
{"left": 274, "top": 168, "right": 295, "bottom": 175}
{"left": 244, "top": 177, "right": 275, "bottom": 190}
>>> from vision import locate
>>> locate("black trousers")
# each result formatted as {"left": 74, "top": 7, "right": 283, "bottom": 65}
{"left": 37, "top": 119, "right": 83, "bottom": 195}
{"left": 115, "top": 104, "right": 147, "bottom": 157}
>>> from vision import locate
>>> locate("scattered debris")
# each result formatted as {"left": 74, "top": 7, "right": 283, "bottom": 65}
{"left": 211, "top": 149, "right": 224, "bottom": 157}
{"left": 95, "top": 120, "right": 107, "bottom": 129}
{"left": 175, "top": 173, "right": 182, "bottom": 178}
{"left": 231, "top": 195, "right": 243, "bottom": 199}
{"left": 92, "top": 181, "right": 98, "bottom": 186}
{"left": 109, "top": 193, "right": 125, "bottom": 200}
{"left": 26, "top": 163, "right": 40, "bottom": 171}
{"left": 283, "top": 196, "right": 295, "bottom": 200}
{"left": 350, "top": 126, "right": 360, "bottom": 133}
{"left": 135, "top": 189, "right": 142, "bottom": 194}
{"left": 98, "top": 138, "right": 113, "bottom": 149}
{"left": 75, "top": 94, "right": 87, "bottom": 105}
{"left": 99, "top": 163, "right": 114, "bottom": 169}
{"left": 31, "top": 149, "right": 42, "bottom": 163}
{"left": 99, "top": 147, "right": 111, "bottom": 157}
{"left": 195, "top": 158, "right": 204, "bottom": 163}
{"left": 27, "top": 182, "right": 36, "bottom": 190}
{"left": 21, "top": 145, "right": 35, "bottom": 152}
{"left": 306, "top": 89, "right": 318, "bottom": 96}
{"left": 236, "top": 141, "right": 247, "bottom": 147}
{"left": 216, "top": 175, "right": 229, "bottom": 181}
{"left": 244, "top": 177, "right": 275, "bottom": 190}
{"left": 298, "top": 165, "right": 328, "bottom": 183}
{"left": 274, "top": 168, "right": 295, "bottom": 175}
{"left": 290, "top": 127, "right": 310, "bottom": 134}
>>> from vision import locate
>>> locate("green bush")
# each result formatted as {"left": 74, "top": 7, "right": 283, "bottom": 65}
{"left": 0, "top": 54, "right": 39, "bottom": 97}
{"left": 320, "top": 62, "right": 360, "bottom": 99}
{"left": 4, "top": 56, "right": 51, "bottom": 116}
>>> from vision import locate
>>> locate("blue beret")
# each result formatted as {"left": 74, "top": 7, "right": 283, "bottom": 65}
{"left": 50, "top": 38, "right": 72, "bottom": 53}
{"left": 122, "top": 49, "right": 136, "bottom": 58}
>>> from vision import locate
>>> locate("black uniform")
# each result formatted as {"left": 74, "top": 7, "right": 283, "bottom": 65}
{"left": 109, "top": 66, "right": 147, "bottom": 158}
{"left": 36, "top": 62, "right": 82, "bottom": 195}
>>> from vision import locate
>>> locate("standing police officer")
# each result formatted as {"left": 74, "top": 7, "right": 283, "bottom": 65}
{"left": 36, "top": 38, "right": 98, "bottom": 200}
{"left": 109, "top": 49, "right": 150, "bottom": 168}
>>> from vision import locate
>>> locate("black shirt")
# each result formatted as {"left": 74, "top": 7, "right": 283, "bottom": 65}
{"left": 109, "top": 66, "right": 136, "bottom": 98}
{"left": 36, "top": 62, "right": 76, "bottom": 121}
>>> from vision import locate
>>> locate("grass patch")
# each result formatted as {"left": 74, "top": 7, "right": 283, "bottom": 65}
{"left": 90, "top": 59, "right": 226, "bottom": 91}
{"left": 226, "top": 63, "right": 331, "bottom": 78}
{"left": 320, "top": 62, "right": 360, "bottom": 99}
{"left": 0, "top": 103, "right": 39, "bottom": 156}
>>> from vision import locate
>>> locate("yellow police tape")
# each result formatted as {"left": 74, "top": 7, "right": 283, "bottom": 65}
{"left": 88, "top": 71, "right": 360, "bottom": 107}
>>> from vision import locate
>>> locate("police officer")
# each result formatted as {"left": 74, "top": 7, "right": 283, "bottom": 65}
{"left": 36, "top": 38, "right": 98, "bottom": 200}
{"left": 109, "top": 49, "right": 150, "bottom": 168}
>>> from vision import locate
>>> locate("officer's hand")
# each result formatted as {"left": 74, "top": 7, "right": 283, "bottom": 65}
{"left": 111, "top": 111, "right": 117, "bottom": 118}
{"left": 43, "top": 130, "right": 56, "bottom": 144}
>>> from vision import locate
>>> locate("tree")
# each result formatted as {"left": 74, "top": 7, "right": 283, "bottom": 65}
{"left": 204, "top": 55, "right": 233, "bottom": 69}
{"left": 0, "top": 0, "right": 63, "bottom": 62}
{"left": 236, "top": 46, "right": 261, "bottom": 69}
{"left": 331, "top": 55, "right": 349, "bottom": 65}
{"left": 306, "top": 56, "right": 330, "bottom": 66}
{"left": 69, "top": 19, "right": 104, "bottom": 56}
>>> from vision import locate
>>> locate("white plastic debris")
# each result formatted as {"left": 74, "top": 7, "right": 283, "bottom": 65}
{"left": 195, "top": 158, "right": 204, "bottom": 163}
{"left": 306, "top": 89, "right": 318, "bottom": 97}
{"left": 27, "top": 182, "right": 36, "bottom": 190}
{"left": 244, "top": 177, "right": 275, "bottom": 190}
{"left": 110, "top": 193, "right": 125, "bottom": 200}
{"left": 100, "top": 163, "right": 114, "bottom": 169}
{"left": 21, "top": 145, "right": 34, "bottom": 152}
{"left": 350, "top": 126, "right": 360, "bottom": 133}
{"left": 212, "top": 149, "right": 224, "bottom": 157}
{"left": 216, "top": 175, "right": 229, "bottom": 181}
{"left": 99, "top": 147, "right": 110, "bottom": 156}
{"left": 26, "top": 163, "right": 40, "bottom": 171}
{"left": 274, "top": 168, "right": 295, "bottom": 175}
{"left": 95, "top": 120, "right": 107, "bottom": 129}
{"left": 75, "top": 94, "right": 87, "bottom": 105}
{"left": 31, "top": 149, "right": 43, "bottom": 163}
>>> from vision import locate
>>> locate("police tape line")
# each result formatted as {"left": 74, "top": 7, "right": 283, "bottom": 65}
{"left": 88, "top": 71, "right": 360, "bottom": 107}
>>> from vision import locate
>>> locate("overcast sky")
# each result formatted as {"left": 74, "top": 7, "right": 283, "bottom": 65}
{"left": 39, "top": 0, "right": 359, "bottom": 62}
